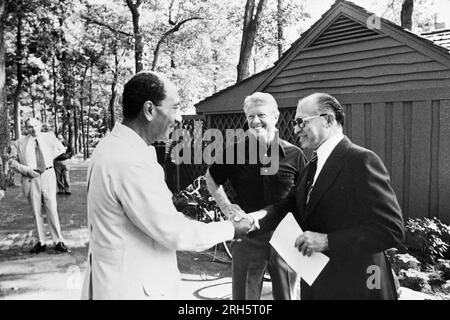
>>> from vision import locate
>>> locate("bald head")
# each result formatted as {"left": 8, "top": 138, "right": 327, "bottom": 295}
{"left": 298, "top": 93, "right": 345, "bottom": 126}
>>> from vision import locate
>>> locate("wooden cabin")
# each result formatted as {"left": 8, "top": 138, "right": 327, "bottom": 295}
{"left": 189, "top": 0, "right": 450, "bottom": 223}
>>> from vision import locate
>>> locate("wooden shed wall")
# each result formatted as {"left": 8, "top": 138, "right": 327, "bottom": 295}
{"left": 339, "top": 99, "right": 450, "bottom": 224}
{"left": 204, "top": 99, "right": 450, "bottom": 225}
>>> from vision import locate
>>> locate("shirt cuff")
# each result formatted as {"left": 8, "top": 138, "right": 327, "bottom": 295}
{"left": 214, "top": 220, "right": 235, "bottom": 241}
{"left": 248, "top": 212, "right": 261, "bottom": 230}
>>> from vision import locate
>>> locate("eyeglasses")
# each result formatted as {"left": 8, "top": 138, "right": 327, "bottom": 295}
{"left": 292, "top": 113, "right": 328, "bottom": 129}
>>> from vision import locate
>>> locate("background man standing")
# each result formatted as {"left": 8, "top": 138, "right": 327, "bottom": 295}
{"left": 81, "top": 71, "right": 251, "bottom": 300}
{"left": 9, "top": 118, "right": 68, "bottom": 254}
{"left": 54, "top": 134, "right": 73, "bottom": 195}
{"left": 247, "top": 93, "right": 405, "bottom": 299}
{"left": 206, "top": 92, "right": 306, "bottom": 300}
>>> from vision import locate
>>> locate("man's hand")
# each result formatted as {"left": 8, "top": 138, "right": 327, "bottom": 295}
{"left": 221, "top": 203, "right": 245, "bottom": 218}
{"left": 229, "top": 213, "right": 254, "bottom": 239}
{"left": 27, "top": 169, "right": 40, "bottom": 178}
{"left": 294, "top": 231, "right": 329, "bottom": 257}
{"left": 0, "top": 189, "right": 5, "bottom": 201}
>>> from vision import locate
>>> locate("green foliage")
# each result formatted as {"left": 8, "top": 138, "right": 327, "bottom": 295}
{"left": 401, "top": 217, "right": 450, "bottom": 264}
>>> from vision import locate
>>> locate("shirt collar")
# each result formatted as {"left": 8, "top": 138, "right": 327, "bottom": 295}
{"left": 244, "top": 133, "right": 286, "bottom": 158}
{"left": 112, "top": 122, "right": 153, "bottom": 153}
{"left": 315, "top": 131, "right": 345, "bottom": 163}
{"left": 277, "top": 138, "right": 287, "bottom": 158}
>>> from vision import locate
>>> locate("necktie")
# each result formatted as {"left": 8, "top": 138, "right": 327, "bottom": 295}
{"left": 305, "top": 151, "right": 318, "bottom": 204}
{"left": 35, "top": 139, "right": 46, "bottom": 174}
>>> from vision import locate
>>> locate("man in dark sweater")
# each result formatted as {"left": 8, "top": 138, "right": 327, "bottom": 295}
{"left": 206, "top": 92, "right": 307, "bottom": 300}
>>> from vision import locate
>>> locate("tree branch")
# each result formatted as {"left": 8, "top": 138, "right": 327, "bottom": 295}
{"left": 126, "top": 0, "right": 142, "bottom": 15}
{"left": 81, "top": 15, "right": 133, "bottom": 37}
{"left": 163, "top": 17, "right": 202, "bottom": 37}
{"left": 381, "top": 0, "right": 396, "bottom": 18}
{"left": 151, "top": 17, "right": 203, "bottom": 70}
{"left": 169, "top": 0, "right": 177, "bottom": 25}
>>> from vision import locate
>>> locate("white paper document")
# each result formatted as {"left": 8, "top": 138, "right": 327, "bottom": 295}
{"left": 269, "top": 212, "right": 330, "bottom": 286}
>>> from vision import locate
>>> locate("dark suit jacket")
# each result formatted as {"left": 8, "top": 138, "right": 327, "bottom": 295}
{"left": 256, "top": 136, "right": 405, "bottom": 300}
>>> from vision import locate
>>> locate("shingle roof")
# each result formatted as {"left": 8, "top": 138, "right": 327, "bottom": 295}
{"left": 421, "top": 29, "right": 450, "bottom": 52}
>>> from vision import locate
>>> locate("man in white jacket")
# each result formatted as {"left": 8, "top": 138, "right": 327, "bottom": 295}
{"left": 9, "top": 118, "right": 68, "bottom": 253}
{"left": 81, "top": 71, "right": 251, "bottom": 300}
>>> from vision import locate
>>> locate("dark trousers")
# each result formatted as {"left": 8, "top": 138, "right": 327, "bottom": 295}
{"left": 232, "top": 233, "right": 299, "bottom": 300}
{"left": 54, "top": 160, "right": 70, "bottom": 193}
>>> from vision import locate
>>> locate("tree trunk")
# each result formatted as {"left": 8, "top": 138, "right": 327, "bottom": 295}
{"left": 73, "top": 103, "right": 78, "bottom": 154}
{"left": 277, "top": 0, "right": 285, "bottom": 59}
{"left": 236, "top": 0, "right": 267, "bottom": 82}
{"left": 67, "top": 103, "right": 74, "bottom": 152}
{"left": 13, "top": 0, "right": 23, "bottom": 139}
{"left": 253, "top": 46, "right": 257, "bottom": 74}
{"left": 0, "top": 0, "right": 9, "bottom": 189}
{"left": 52, "top": 55, "right": 58, "bottom": 134}
{"left": 86, "top": 64, "right": 93, "bottom": 158}
{"left": 68, "top": 69, "right": 75, "bottom": 152}
{"left": 28, "top": 75, "right": 36, "bottom": 118}
{"left": 170, "top": 49, "right": 176, "bottom": 69}
{"left": 126, "top": 0, "right": 143, "bottom": 73}
{"left": 401, "top": 0, "right": 414, "bottom": 30}
{"left": 212, "top": 49, "right": 218, "bottom": 93}
{"left": 60, "top": 53, "right": 75, "bottom": 152}
{"left": 80, "top": 106, "right": 86, "bottom": 159}
{"left": 40, "top": 88, "right": 47, "bottom": 125}
{"left": 109, "top": 44, "right": 118, "bottom": 130}
{"left": 79, "top": 65, "right": 88, "bottom": 159}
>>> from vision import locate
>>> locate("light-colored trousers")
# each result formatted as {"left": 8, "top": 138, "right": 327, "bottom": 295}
{"left": 27, "top": 168, "right": 64, "bottom": 244}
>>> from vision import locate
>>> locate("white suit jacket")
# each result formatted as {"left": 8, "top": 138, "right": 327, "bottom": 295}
{"left": 81, "top": 123, "right": 234, "bottom": 300}
{"left": 9, "top": 132, "right": 65, "bottom": 197}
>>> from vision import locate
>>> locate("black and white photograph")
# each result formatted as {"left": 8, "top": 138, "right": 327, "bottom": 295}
{"left": 0, "top": 0, "right": 450, "bottom": 304}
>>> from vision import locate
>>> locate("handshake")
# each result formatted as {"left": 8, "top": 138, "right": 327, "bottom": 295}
{"left": 222, "top": 203, "right": 256, "bottom": 239}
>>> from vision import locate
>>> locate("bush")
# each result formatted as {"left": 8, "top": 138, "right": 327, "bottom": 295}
{"left": 398, "top": 269, "right": 431, "bottom": 292}
{"left": 401, "top": 217, "right": 450, "bottom": 264}
{"left": 386, "top": 248, "right": 421, "bottom": 274}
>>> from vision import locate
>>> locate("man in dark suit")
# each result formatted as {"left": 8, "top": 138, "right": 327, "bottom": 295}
{"left": 244, "top": 92, "right": 405, "bottom": 300}
{"left": 54, "top": 134, "right": 73, "bottom": 195}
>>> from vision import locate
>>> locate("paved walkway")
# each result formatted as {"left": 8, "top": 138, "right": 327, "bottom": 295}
{"left": 0, "top": 156, "right": 272, "bottom": 300}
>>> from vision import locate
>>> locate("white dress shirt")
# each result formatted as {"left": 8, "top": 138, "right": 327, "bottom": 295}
{"left": 25, "top": 137, "right": 38, "bottom": 170}
{"left": 312, "top": 131, "right": 345, "bottom": 185}
{"left": 249, "top": 131, "right": 345, "bottom": 230}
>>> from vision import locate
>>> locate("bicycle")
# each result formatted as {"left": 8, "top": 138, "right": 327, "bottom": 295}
{"left": 173, "top": 175, "right": 232, "bottom": 261}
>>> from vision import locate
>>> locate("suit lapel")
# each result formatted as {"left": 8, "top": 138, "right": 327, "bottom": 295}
{"left": 295, "top": 167, "right": 309, "bottom": 222}
{"left": 301, "top": 137, "right": 352, "bottom": 223}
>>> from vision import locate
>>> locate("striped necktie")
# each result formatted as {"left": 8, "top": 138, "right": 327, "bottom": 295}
{"left": 305, "top": 151, "right": 318, "bottom": 204}
{"left": 35, "top": 139, "right": 46, "bottom": 173}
